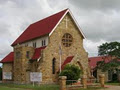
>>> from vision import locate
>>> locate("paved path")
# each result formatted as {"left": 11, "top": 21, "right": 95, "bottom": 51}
{"left": 100, "top": 85, "right": 120, "bottom": 90}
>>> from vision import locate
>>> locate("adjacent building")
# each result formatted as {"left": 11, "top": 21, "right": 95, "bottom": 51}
{"left": 89, "top": 56, "right": 120, "bottom": 82}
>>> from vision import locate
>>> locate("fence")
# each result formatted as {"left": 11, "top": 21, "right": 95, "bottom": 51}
{"left": 66, "top": 80, "right": 82, "bottom": 90}
{"left": 59, "top": 74, "right": 105, "bottom": 90}
{"left": 66, "top": 78, "right": 99, "bottom": 89}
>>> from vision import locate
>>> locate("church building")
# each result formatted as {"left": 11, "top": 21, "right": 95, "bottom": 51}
{"left": 0, "top": 9, "right": 90, "bottom": 84}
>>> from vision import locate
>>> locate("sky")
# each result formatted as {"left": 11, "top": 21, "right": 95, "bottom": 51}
{"left": 0, "top": 0, "right": 120, "bottom": 62}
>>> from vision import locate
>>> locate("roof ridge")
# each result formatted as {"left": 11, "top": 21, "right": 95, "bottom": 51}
{"left": 11, "top": 8, "right": 68, "bottom": 46}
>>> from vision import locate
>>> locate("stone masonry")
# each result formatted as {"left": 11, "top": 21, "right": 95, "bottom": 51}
{"left": 37, "top": 13, "right": 90, "bottom": 84}
{"left": 14, "top": 45, "right": 34, "bottom": 84}
{"left": 1, "top": 11, "right": 90, "bottom": 84}
{"left": 2, "top": 63, "right": 13, "bottom": 82}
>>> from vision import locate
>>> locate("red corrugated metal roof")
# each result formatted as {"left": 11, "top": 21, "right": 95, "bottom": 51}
{"left": 11, "top": 9, "right": 68, "bottom": 46}
{"left": 89, "top": 56, "right": 114, "bottom": 69}
{"left": 61, "top": 56, "right": 74, "bottom": 70}
{"left": 0, "top": 52, "right": 14, "bottom": 63}
{"left": 31, "top": 46, "right": 46, "bottom": 60}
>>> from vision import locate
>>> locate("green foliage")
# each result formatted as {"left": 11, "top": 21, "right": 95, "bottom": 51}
{"left": 59, "top": 64, "right": 81, "bottom": 84}
{"left": 0, "top": 83, "right": 104, "bottom": 90}
{"left": 103, "top": 61, "right": 120, "bottom": 71}
{"left": 97, "top": 60, "right": 120, "bottom": 72}
{"left": 96, "top": 61, "right": 105, "bottom": 70}
{"left": 106, "top": 82, "right": 120, "bottom": 86}
{"left": 0, "top": 83, "right": 59, "bottom": 90}
{"left": 98, "top": 41, "right": 120, "bottom": 58}
{"left": 97, "top": 41, "right": 120, "bottom": 72}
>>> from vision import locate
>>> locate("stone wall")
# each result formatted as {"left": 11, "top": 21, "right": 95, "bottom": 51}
{"left": 11, "top": 12, "right": 89, "bottom": 84}
{"left": 97, "top": 69, "right": 108, "bottom": 82}
{"left": 2, "top": 63, "right": 13, "bottom": 73}
{"left": 13, "top": 46, "right": 34, "bottom": 84}
{"left": 38, "top": 13, "right": 89, "bottom": 84}
{"left": 2, "top": 63, "right": 13, "bottom": 81}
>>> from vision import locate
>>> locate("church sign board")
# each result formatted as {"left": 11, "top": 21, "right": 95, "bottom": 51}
{"left": 3, "top": 72, "right": 12, "bottom": 80}
{"left": 30, "top": 72, "right": 42, "bottom": 82}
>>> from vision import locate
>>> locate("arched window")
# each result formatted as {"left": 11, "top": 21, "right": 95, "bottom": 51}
{"left": 52, "top": 58, "right": 56, "bottom": 74}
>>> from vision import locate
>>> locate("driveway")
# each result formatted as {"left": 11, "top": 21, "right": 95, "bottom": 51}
{"left": 100, "top": 85, "right": 120, "bottom": 90}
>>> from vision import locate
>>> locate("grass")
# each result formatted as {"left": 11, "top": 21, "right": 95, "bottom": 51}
{"left": 106, "top": 82, "right": 120, "bottom": 86}
{"left": 0, "top": 83, "right": 60, "bottom": 90}
{"left": 0, "top": 86, "right": 21, "bottom": 90}
{"left": 0, "top": 83, "right": 105, "bottom": 90}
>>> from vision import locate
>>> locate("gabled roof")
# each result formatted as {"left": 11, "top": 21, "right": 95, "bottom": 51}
{"left": 11, "top": 9, "right": 68, "bottom": 46}
{"left": 61, "top": 56, "right": 74, "bottom": 70}
{"left": 0, "top": 52, "right": 14, "bottom": 63}
{"left": 11, "top": 8, "right": 85, "bottom": 46}
{"left": 31, "top": 46, "right": 46, "bottom": 60}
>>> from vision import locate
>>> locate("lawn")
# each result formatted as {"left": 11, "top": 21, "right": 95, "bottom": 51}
{"left": 0, "top": 83, "right": 59, "bottom": 90}
{"left": 106, "top": 82, "right": 120, "bottom": 86}
{"left": 0, "top": 86, "right": 22, "bottom": 90}
{"left": 0, "top": 83, "right": 105, "bottom": 90}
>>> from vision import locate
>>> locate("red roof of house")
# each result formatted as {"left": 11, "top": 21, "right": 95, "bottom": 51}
{"left": 31, "top": 46, "right": 46, "bottom": 60}
{"left": 89, "top": 56, "right": 115, "bottom": 69}
{"left": 61, "top": 56, "right": 74, "bottom": 70}
{"left": 0, "top": 52, "right": 14, "bottom": 63}
{"left": 11, "top": 9, "right": 68, "bottom": 46}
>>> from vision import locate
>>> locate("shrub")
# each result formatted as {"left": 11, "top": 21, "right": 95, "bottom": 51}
{"left": 59, "top": 64, "right": 81, "bottom": 84}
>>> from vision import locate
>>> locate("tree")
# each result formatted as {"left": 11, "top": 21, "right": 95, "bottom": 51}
{"left": 97, "top": 60, "right": 120, "bottom": 72}
{"left": 59, "top": 64, "right": 81, "bottom": 84}
{"left": 97, "top": 41, "right": 120, "bottom": 72}
{"left": 98, "top": 41, "right": 120, "bottom": 58}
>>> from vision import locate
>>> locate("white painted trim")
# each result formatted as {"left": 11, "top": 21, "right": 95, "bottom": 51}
{"left": 68, "top": 9, "right": 86, "bottom": 38}
{"left": 37, "top": 57, "right": 41, "bottom": 62}
{"left": 49, "top": 9, "right": 86, "bottom": 39}
{"left": 49, "top": 10, "right": 69, "bottom": 36}
{"left": 65, "top": 16, "right": 68, "bottom": 29}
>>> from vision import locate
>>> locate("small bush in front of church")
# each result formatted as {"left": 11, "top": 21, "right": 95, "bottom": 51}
{"left": 59, "top": 64, "right": 81, "bottom": 84}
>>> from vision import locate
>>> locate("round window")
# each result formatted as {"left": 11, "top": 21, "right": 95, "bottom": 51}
{"left": 62, "top": 33, "right": 73, "bottom": 47}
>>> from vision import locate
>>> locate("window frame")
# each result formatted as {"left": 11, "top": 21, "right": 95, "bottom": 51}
{"left": 62, "top": 33, "right": 73, "bottom": 47}
{"left": 33, "top": 42, "right": 36, "bottom": 48}
{"left": 41, "top": 40, "right": 46, "bottom": 46}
